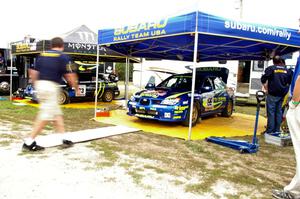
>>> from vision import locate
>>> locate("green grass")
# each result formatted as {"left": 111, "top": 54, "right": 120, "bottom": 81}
{"left": 234, "top": 105, "right": 266, "bottom": 116}
{"left": 119, "top": 162, "right": 132, "bottom": 169}
{"left": 127, "top": 170, "right": 144, "bottom": 185}
{"left": 0, "top": 133, "right": 18, "bottom": 139}
{"left": 143, "top": 164, "right": 166, "bottom": 174}
{"left": 0, "top": 100, "right": 110, "bottom": 132}
{"left": 0, "top": 140, "right": 11, "bottom": 147}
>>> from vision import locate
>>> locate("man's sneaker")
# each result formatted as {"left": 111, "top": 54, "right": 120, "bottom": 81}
{"left": 272, "top": 189, "right": 295, "bottom": 199}
{"left": 62, "top": 139, "right": 74, "bottom": 147}
{"left": 22, "top": 141, "right": 45, "bottom": 152}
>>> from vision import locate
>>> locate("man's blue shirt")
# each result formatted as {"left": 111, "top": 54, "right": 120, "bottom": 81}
{"left": 35, "top": 50, "right": 73, "bottom": 84}
{"left": 261, "top": 65, "right": 293, "bottom": 97}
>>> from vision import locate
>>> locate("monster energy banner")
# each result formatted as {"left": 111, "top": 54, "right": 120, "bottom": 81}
{"left": 64, "top": 43, "right": 111, "bottom": 55}
{"left": 75, "top": 61, "right": 114, "bottom": 74}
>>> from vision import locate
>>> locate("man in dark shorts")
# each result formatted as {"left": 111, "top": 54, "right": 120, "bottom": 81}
{"left": 261, "top": 55, "right": 293, "bottom": 134}
{"left": 23, "top": 37, "right": 79, "bottom": 151}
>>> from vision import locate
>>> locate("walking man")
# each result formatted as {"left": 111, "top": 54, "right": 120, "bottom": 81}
{"left": 261, "top": 55, "right": 293, "bottom": 134}
{"left": 23, "top": 37, "right": 79, "bottom": 151}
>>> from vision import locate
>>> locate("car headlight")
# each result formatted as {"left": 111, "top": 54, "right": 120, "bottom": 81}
{"left": 130, "top": 96, "right": 135, "bottom": 101}
{"left": 161, "top": 98, "right": 180, "bottom": 105}
{"left": 130, "top": 95, "right": 140, "bottom": 102}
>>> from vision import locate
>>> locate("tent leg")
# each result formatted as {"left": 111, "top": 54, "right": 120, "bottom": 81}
{"left": 188, "top": 12, "right": 199, "bottom": 141}
{"left": 140, "top": 58, "right": 143, "bottom": 89}
{"left": 9, "top": 44, "right": 13, "bottom": 101}
{"left": 94, "top": 44, "right": 100, "bottom": 118}
{"left": 124, "top": 56, "right": 129, "bottom": 107}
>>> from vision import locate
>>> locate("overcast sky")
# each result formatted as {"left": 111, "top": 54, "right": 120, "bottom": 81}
{"left": 1, "top": 0, "right": 299, "bottom": 48}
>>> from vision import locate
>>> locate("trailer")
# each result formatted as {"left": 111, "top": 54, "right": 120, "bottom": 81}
{"left": 0, "top": 48, "right": 19, "bottom": 94}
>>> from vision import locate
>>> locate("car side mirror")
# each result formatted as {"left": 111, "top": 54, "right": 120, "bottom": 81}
{"left": 145, "top": 83, "right": 155, "bottom": 90}
{"left": 201, "top": 86, "right": 213, "bottom": 93}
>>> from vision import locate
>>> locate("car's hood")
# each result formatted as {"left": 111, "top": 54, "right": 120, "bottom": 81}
{"left": 135, "top": 89, "right": 189, "bottom": 100}
{"left": 196, "top": 67, "right": 229, "bottom": 83}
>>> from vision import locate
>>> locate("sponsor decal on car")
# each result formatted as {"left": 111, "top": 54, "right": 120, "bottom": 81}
{"left": 173, "top": 116, "right": 182, "bottom": 119}
{"left": 164, "top": 112, "right": 171, "bottom": 118}
{"left": 174, "top": 106, "right": 189, "bottom": 111}
{"left": 182, "top": 101, "right": 189, "bottom": 105}
{"left": 135, "top": 114, "right": 155, "bottom": 119}
{"left": 152, "top": 105, "right": 168, "bottom": 108}
{"left": 140, "top": 90, "right": 167, "bottom": 98}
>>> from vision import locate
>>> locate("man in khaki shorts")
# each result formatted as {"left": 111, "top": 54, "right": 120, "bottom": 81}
{"left": 23, "top": 37, "right": 79, "bottom": 151}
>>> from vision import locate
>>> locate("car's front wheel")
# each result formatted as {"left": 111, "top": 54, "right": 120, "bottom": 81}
{"left": 102, "top": 90, "right": 114, "bottom": 102}
{"left": 182, "top": 102, "right": 200, "bottom": 126}
{"left": 221, "top": 99, "right": 233, "bottom": 117}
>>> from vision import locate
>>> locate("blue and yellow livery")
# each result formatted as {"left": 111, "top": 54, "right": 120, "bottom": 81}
{"left": 127, "top": 67, "right": 234, "bottom": 126}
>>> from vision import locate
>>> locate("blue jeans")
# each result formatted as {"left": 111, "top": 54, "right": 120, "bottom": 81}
{"left": 266, "top": 94, "right": 284, "bottom": 133}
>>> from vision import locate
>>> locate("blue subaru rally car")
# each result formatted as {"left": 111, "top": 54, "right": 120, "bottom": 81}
{"left": 127, "top": 67, "right": 234, "bottom": 126}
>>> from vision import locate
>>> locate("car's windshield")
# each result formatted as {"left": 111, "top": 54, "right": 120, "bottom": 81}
{"left": 157, "top": 75, "right": 192, "bottom": 90}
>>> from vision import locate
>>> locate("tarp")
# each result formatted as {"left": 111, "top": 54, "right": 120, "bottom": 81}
{"left": 98, "top": 11, "right": 300, "bottom": 62}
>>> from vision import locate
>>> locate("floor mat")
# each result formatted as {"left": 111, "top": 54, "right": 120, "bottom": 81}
{"left": 96, "top": 110, "right": 266, "bottom": 140}
{"left": 35, "top": 125, "right": 138, "bottom": 147}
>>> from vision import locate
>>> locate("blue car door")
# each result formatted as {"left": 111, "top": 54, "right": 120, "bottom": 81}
{"left": 212, "top": 77, "right": 228, "bottom": 111}
{"left": 200, "top": 77, "right": 215, "bottom": 114}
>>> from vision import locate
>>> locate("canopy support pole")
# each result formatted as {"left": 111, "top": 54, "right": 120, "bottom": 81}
{"left": 188, "top": 11, "right": 199, "bottom": 141}
{"left": 94, "top": 44, "right": 100, "bottom": 118}
{"left": 140, "top": 58, "right": 143, "bottom": 89}
{"left": 9, "top": 44, "right": 13, "bottom": 101}
{"left": 125, "top": 56, "right": 129, "bottom": 107}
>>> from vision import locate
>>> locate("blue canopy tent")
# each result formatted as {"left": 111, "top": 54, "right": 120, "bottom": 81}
{"left": 96, "top": 10, "right": 300, "bottom": 140}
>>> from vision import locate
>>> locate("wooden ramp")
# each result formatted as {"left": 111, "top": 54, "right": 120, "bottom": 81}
{"left": 35, "top": 126, "right": 139, "bottom": 148}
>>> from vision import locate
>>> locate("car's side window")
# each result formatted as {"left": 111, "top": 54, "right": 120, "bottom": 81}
{"left": 166, "top": 78, "right": 177, "bottom": 88}
{"left": 213, "top": 77, "right": 225, "bottom": 90}
{"left": 203, "top": 78, "right": 212, "bottom": 87}
{"left": 201, "top": 77, "right": 213, "bottom": 92}
{"left": 177, "top": 76, "right": 191, "bottom": 89}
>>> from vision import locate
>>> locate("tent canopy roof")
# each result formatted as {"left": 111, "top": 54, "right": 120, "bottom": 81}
{"left": 61, "top": 25, "right": 97, "bottom": 44}
{"left": 11, "top": 25, "right": 138, "bottom": 63}
{"left": 98, "top": 11, "right": 300, "bottom": 61}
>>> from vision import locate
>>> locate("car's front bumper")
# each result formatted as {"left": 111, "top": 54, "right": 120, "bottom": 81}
{"left": 127, "top": 101, "right": 189, "bottom": 122}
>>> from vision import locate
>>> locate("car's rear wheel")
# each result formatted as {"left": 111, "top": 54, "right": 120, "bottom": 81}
{"left": 221, "top": 99, "right": 233, "bottom": 117}
{"left": 58, "top": 90, "right": 69, "bottom": 105}
{"left": 102, "top": 90, "right": 114, "bottom": 102}
{"left": 182, "top": 102, "right": 200, "bottom": 126}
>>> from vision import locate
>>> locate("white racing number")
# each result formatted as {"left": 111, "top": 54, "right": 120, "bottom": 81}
{"left": 202, "top": 93, "right": 214, "bottom": 111}
{"left": 76, "top": 85, "right": 86, "bottom": 97}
